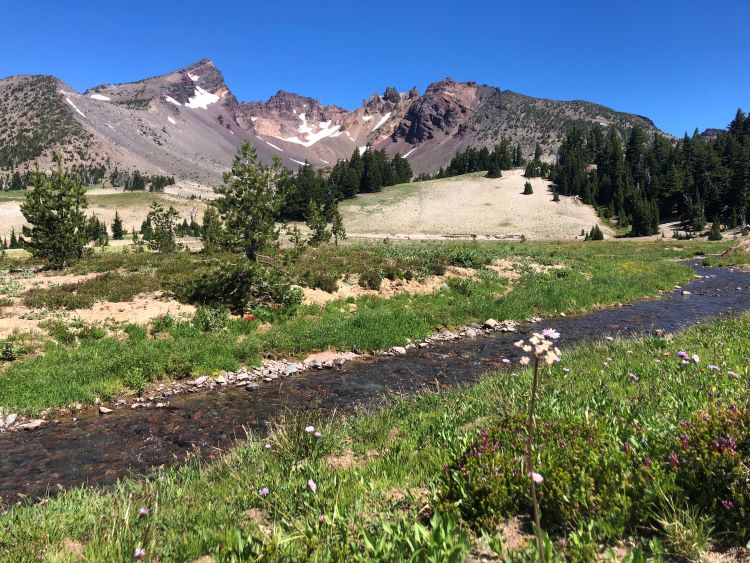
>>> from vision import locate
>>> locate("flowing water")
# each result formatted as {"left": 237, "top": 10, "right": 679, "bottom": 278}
{"left": 1, "top": 261, "right": 749, "bottom": 504}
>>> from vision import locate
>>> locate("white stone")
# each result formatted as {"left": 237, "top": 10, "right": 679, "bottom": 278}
{"left": 99, "top": 406, "right": 113, "bottom": 414}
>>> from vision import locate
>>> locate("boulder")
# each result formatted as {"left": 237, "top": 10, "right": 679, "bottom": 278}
{"left": 483, "top": 319, "right": 499, "bottom": 329}
{"left": 391, "top": 346, "right": 407, "bottom": 356}
{"left": 18, "top": 419, "right": 46, "bottom": 431}
{"left": 99, "top": 406, "right": 113, "bottom": 415}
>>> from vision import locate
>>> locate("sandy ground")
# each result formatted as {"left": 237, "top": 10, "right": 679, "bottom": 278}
{"left": 0, "top": 269, "right": 195, "bottom": 338}
{"left": 0, "top": 190, "right": 207, "bottom": 239}
{"left": 340, "top": 169, "right": 611, "bottom": 240}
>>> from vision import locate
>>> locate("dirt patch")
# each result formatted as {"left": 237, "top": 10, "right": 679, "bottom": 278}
{"left": 722, "top": 239, "right": 750, "bottom": 257}
{"left": 16, "top": 272, "right": 102, "bottom": 292}
{"left": 341, "top": 169, "right": 610, "bottom": 240}
{"left": 0, "top": 292, "right": 195, "bottom": 338}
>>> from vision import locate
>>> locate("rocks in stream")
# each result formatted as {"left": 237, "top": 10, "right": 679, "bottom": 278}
{"left": 2, "top": 316, "right": 529, "bottom": 432}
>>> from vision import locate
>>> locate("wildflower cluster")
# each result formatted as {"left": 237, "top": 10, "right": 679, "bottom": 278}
{"left": 514, "top": 329, "right": 561, "bottom": 366}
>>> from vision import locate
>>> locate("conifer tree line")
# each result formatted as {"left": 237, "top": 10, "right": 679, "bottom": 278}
{"left": 109, "top": 168, "right": 175, "bottom": 192}
{"left": 277, "top": 147, "right": 412, "bottom": 220}
{"left": 413, "top": 139, "right": 525, "bottom": 181}
{"left": 0, "top": 165, "right": 174, "bottom": 192}
{"left": 552, "top": 109, "right": 750, "bottom": 236}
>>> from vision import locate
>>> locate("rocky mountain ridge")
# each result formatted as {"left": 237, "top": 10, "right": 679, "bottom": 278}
{"left": 0, "top": 59, "right": 665, "bottom": 189}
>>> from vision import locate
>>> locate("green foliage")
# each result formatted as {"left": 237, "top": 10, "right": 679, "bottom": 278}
{"left": 191, "top": 306, "right": 229, "bottom": 333}
{"left": 358, "top": 268, "right": 383, "bottom": 291}
{"left": 440, "top": 417, "right": 632, "bottom": 537}
{"left": 145, "top": 202, "right": 180, "bottom": 253}
{"left": 670, "top": 405, "right": 750, "bottom": 536}
{"left": 23, "top": 272, "right": 160, "bottom": 310}
{"left": 214, "top": 143, "right": 284, "bottom": 261}
{"left": 585, "top": 225, "right": 604, "bottom": 240}
{"left": 111, "top": 210, "right": 124, "bottom": 240}
{"left": 523, "top": 181, "right": 534, "bottom": 195}
{"left": 709, "top": 217, "right": 723, "bottom": 241}
{"left": 200, "top": 205, "right": 223, "bottom": 253}
{"left": 20, "top": 160, "right": 88, "bottom": 268}
{"left": 180, "top": 259, "right": 302, "bottom": 313}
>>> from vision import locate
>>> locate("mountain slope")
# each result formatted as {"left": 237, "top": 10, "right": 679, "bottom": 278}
{"left": 0, "top": 60, "right": 666, "bottom": 189}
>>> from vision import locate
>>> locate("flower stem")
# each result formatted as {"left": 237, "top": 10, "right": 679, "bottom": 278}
{"left": 526, "top": 356, "right": 545, "bottom": 562}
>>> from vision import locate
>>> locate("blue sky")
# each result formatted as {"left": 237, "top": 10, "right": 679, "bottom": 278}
{"left": 0, "top": 0, "right": 747, "bottom": 136}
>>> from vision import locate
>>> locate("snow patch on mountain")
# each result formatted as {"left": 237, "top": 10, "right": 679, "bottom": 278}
{"left": 372, "top": 112, "right": 391, "bottom": 131}
{"left": 187, "top": 72, "right": 199, "bottom": 81}
{"left": 165, "top": 96, "right": 182, "bottom": 106}
{"left": 65, "top": 97, "right": 85, "bottom": 118}
{"left": 185, "top": 86, "right": 219, "bottom": 109}
{"left": 403, "top": 146, "right": 417, "bottom": 158}
{"left": 362, "top": 115, "right": 373, "bottom": 122}
{"left": 290, "top": 158, "right": 306, "bottom": 166}
{"left": 168, "top": 116, "right": 177, "bottom": 125}
{"left": 358, "top": 146, "right": 368, "bottom": 155}
{"left": 90, "top": 94, "right": 111, "bottom": 101}
{"left": 266, "top": 141, "right": 284, "bottom": 152}
{"left": 280, "top": 112, "right": 341, "bottom": 147}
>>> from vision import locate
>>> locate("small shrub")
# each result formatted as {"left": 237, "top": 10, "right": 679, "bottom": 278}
{"left": 523, "top": 181, "right": 533, "bottom": 195}
{"left": 304, "top": 270, "right": 339, "bottom": 293}
{"left": 440, "top": 416, "right": 632, "bottom": 537}
{"left": 180, "top": 260, "right": 301, "bottom": 313}
{"left": 150, "top": 314, "right": 175, "bottom": 334}
{"left": 359, "top": 268, "right": 382, "bottom": 291}
{"left": 192, "top": 306, "right": 229, "bottom": 332}
{"left": 446, "top": 277, "right": 480, "bottom": 296}
{"left": 670, "top": 405, "right": 750, "bottom": 537}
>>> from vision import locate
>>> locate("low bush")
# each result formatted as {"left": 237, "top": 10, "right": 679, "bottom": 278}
{"left": 178, "top": 260, "right": 301, "bottom": 313}
{"left": 671, "top": 405, "right": 750, "bottom": 537}
{"left": 358, "top": 268, "right": 383, "bottom": 291}
{"left": 440, "top": 416, "right": 633, "bottom": 538}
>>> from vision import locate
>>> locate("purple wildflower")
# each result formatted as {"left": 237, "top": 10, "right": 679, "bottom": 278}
{"left": 668, "top": 452, "right": 680, "bottom": 469}
{"left": 692, "top": 354, "right": 700, "bottom": 364}
{"left": 319, "top": 514, "right": 326, "bottom": 523}
{"left": 629, "top": 373, "right": 640, "bottom": 383}
{"left": 314, "top": 431, "right": 322, "bottom": 438}
{"left": 134, "top": 548, "right": 146, "bottom": 560}
{"left": 264, "top": 443, "right": 272, "bottom": 449}
{"left": 721, "top": 499, "right": 735, "bottom": 511}
{"left": 258, "top": 486, "right": 270, "bottom": 497}
{"left": 642, "top": 456, "right": 651, "bottom": 468}
{"left": 138, "top": 506, "right": 150, "bottom": 517}
{"left": 708, "top": 364, "right": 720, "bottom": 371}
{"left": 308, "top": 479, "right": 317, "bottom": 493}
{"left": 677, "top": 351, "right": 689, "bottom": 359}
{"left": 304, "top": 426, "right": 315, "bottom": 433}
{"left": 530, "top": 472, "right": 544, "bottom": 484}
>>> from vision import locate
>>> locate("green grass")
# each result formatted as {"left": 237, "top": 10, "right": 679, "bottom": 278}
{"left": 86, "top": 192, "right": 174, "bottom": 208}
{"left": 1, "top": 312, "right": 748, "bottom": 561}
{"left": 0, "top": 240, "right": 731, "bottom": 414}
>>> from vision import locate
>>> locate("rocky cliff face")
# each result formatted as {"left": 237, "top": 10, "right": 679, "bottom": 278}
{"left": 0, "top": 59, "right": 667, "bottom": 187}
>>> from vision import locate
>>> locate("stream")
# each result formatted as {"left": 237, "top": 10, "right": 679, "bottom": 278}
{"left": 1, "top": 260, "right": 749, "bottom": 504}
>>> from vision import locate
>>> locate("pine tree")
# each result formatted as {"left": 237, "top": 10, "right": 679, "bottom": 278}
{"left": 305, "top": 200, "right": 331, "bottom": 246}
{"left": 20, "top": 159, "right": 88, "bottom": 268}
{"left": 201, "top": 206, "right": 223, "bottom": 253}
{"left": 486, "top": 157, "right": 502, "bottom": 178}
{"left": 213, "top": 143, "right": 284, "bottom": 262}
{"left": 331, "top": 206, "right": 346, "bottom": 246}
{"left": 145, "top": 202, "right": 180, "bottom": 253}
{"left": 523, "top": 181, "right": 533, "bottom": 195}
{"left": 112, "top": 210, "right": 124, "bottom": 240}
{"left": 708, "top": 216, "right": 723, "bottom": 241}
